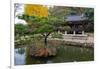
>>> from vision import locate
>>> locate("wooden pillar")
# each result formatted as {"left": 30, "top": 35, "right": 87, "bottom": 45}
{"left": 73, "top": 31, "right": 76, "bottom": 35}
{"left": 73, "top": 24, "right": 76, "bottom": 35}
{"left": 82, "top": 31, "right": 85, "bottom": 35}
{"left": 58, "top": 30, "right": 60, "bottom": 34}
{"left": 65, "top": 31, "right": 67, "bottom": 35}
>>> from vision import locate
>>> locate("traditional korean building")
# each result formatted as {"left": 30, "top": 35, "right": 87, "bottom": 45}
{"left": 65, "top": 14, "right": 93, "bottom": 35}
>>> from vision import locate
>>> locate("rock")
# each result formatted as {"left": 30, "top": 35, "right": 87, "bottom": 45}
{"left": 29, "top": 47, "right": 57, "bottom": 57}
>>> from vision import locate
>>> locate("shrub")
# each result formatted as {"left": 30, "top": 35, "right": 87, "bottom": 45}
{"left": 51, "top": 33, "right": 63, "bottom": 39}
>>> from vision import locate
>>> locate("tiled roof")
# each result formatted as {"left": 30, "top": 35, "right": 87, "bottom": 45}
{"left": 65, "top": 15, "right": 88, "bottom": 22}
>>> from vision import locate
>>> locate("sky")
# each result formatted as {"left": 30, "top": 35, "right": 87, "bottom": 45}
{"left": 15, "top": 4, "right": 27, "bottom": 24}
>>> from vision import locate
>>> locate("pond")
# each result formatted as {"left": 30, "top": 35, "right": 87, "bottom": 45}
{"left": 14, "top": 45, "right": 94, "bottom": 65}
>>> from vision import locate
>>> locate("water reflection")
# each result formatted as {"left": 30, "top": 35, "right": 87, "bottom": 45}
{"left": 14, "top": 45, "right": 94, "bottom": 65}
{"left": 14, "top": 47, "right": 26, "bottom": 65}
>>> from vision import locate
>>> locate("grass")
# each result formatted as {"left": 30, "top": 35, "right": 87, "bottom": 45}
{"left": 51, "top": 33, "right": 63, "bottom": 39}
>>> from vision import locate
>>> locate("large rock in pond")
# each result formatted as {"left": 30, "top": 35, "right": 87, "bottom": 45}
{"left": 29, "top": 47, "right": 57, "bottom": 57}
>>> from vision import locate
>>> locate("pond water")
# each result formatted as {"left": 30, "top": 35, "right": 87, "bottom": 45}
{"left": 14, "top": 45, "right": 94, "bottom": 65}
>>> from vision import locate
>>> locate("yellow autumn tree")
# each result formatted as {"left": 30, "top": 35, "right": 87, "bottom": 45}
{"left": 24, "top": 4, "right": 48, "bottom": 17}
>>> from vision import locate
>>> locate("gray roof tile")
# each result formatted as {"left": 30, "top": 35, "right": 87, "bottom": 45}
{"left": 65, "top": 15, "right": 88, "bottom": 21}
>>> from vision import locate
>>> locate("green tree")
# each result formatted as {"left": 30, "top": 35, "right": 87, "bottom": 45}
{"left": 18, "top": 14, "right": 64, "bottom": 47}
{"left": 15, "top": 23, "right": 29, "bottom": 37}
{"left": 84, "top": 8, "right": 94, "bottom": 21}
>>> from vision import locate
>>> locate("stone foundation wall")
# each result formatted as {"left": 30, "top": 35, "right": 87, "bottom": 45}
{"left": 48, "top": 39, "right": 94, "bottom": 48}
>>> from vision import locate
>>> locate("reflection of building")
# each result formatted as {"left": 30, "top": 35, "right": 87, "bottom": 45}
{"left": 65, "top": 14, "right": 93, "bottom": 35}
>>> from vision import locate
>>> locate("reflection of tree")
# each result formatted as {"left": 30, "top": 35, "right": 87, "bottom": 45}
{"left": 18, "top": 48, "right": 25, "bottom": 55}
{"left": 26, "top": 47, "right": 45, "bottom": 64}
{"left": 26, "top": 47, "right": 52, "bottom": 64}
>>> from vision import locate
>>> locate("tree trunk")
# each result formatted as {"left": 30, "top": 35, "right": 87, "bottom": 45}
{"left": 44, "top": 37, "right": 47, "bottom": 47}
{"left": 43, "top": 32, "right": 51, "bottom": 48}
